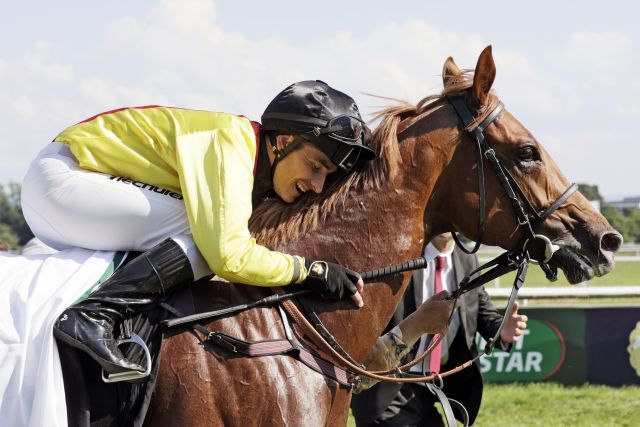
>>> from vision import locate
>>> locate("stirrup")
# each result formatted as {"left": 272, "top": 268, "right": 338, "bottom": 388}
{"left": 101, "top": 333, "right": 152, "bottom": 383}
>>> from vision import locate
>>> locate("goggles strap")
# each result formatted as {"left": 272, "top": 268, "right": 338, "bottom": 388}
{"left": 311, "top": 115, "right": 367, "bottom": 143}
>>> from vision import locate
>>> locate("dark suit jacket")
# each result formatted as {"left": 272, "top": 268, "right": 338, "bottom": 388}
{"left": 351, "top": 246, "right": 509, "bottom": 426}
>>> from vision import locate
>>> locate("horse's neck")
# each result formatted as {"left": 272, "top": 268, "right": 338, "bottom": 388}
{"left": 283, "top": 167, "right": 437, "bottom": 362}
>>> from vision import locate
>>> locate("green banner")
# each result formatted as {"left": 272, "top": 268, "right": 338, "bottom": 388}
{"left": 478, "top": 307, "right": 586, "bottom": 384}
{"left": 479, "top": 319, "right": 565, "bottom": 381}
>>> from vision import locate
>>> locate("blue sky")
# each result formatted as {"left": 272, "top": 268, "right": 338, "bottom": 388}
{"left": 1, "top": 0, "right": 637, "bottom": 199}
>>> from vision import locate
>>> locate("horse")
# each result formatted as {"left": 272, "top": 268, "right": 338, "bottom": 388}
{"left": 139, "top": 46, "right": 622, "bottom": 426}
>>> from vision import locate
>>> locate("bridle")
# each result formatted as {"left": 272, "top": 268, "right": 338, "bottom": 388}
{"left": 267, "top": 93, "right": 581, "bottom": 389}
{"left": 445, "top": 92, "right": 578, "bottom": 300}
{"left": 166, "top": 91, "right": 580, "bottom": 376}
{"left": 271, "top": 94, "right": 581, "bottom": 387}
{"left": 161, "top": 92, "right": 582, "bottom": 427}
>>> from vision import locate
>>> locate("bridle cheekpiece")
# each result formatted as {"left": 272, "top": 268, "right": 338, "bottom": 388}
{"left": 445, "top": 91, "right": 578, "bottom": 355}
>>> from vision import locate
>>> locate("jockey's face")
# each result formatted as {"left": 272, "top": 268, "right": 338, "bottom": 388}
{"left": 272, "top": 136, "right": 338, "bottom": 203}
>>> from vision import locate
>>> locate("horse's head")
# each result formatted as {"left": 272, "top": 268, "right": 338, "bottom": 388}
{"left": 426, "top": 46, "right": 622, "bottom": 284}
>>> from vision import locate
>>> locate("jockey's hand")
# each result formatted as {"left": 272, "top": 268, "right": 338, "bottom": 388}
{"left": 302, "top": 260, "right": 364, "bottom": 308}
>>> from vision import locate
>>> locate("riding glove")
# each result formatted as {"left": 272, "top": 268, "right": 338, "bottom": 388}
{"left": 301, "top": 259, "right": 361, "bottom": 300}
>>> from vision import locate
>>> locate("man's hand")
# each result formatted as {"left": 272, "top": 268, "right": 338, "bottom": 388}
{"left": 500, "top": 301, "right": 528, "bottom": 343}
{"left": 397, "top": 291, "right": 456, "bottom": 347}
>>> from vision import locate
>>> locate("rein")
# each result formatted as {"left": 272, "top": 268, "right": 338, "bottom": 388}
{"left": 163, "top": 257, "right": 430, "bottom": 329}
{"left": 161, "top": 92, "right": 581, "bottom": 404}
{"left": 273, "top": 93, "right": 581, "bottom": 386}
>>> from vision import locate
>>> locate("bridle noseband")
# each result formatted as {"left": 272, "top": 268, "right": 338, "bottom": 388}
{"left": 447, "top": 92, "right": 578, "bottom": 293}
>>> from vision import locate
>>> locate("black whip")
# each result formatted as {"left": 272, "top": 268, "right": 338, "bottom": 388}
{"left": 163, "top": 256, "right": 429, "bottom": 328}
{"left": 361, "top": 257, "right": 428, "bottom": 281}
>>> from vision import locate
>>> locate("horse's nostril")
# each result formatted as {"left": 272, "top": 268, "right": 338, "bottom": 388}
{"left": 600, "top": 231, "right": 623, "bottom": 253}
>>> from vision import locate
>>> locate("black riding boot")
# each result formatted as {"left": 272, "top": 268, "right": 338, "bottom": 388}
{"left": 53, "top": 238, "right": 193, "bottom": 374}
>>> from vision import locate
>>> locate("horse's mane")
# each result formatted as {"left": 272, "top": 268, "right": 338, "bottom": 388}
{"left": 249, "top": 70, "right": 479, "bottom": 247}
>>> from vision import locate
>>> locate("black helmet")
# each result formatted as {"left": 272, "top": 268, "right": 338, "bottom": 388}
{"left": 261, "top": 80, "right": 376, "bottom": 172}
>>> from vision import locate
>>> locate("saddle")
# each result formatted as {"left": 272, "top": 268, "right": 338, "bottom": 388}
{"left": 60, "top": 270, "right": 474, "bottom": 426}
{"left": 58, "top": 278, "right": 352, "bottom": 426}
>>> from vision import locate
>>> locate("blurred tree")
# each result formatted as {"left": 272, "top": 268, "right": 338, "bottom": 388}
{"left": 0, "top": 223, "right": 19, "bottom": 250}
{"left": 601, "top": 204, "right": 640, "bottom": 243}
{"left": 577, "top": 183, "right": 603, "bottom": 202}
{"left": 0, "top": 182, "right": 34, "bottom": 248}
{"left": 601, "top": 204, "right": 628, "bottom": 236}
{"left": 623, "top": 208, "right": 640, "bottom": 243}
{"left": 578, "top": 182, "right": 640, "bottom": 243}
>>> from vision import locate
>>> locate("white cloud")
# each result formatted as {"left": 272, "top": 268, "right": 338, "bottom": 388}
{"left": 0, "top": 58, "right": 7, "bottom": 80}
{"left": 43, "top": 63, "right": 74, "bottom": 85}
{"left": 80, "top": 76, "right": 118, "bottom": 106}
{"left": 14, "top": 42, "right": 75, "bottom": 85}
{"left": 617, "top": 105, "right": 640, "bottom": 120}
{"left": 566, "top": 31, "right": 632, "bottom": 69}
{"left": 11, "top": 96, "right": 36, "bottom": 117}
{"left": 0, "top": 0, "right": 638, "bottom": 199}
{"left": 98, "top": 6, "right": 493, "bottom": 117}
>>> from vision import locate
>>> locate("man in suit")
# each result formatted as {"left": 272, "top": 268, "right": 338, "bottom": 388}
{"left": 352, "top": 233, "right": 527, "bottom": 426}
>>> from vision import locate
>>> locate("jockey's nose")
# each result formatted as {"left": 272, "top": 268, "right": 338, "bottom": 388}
{"left": 311, "top": 174, "right": 327, "bottom": 193}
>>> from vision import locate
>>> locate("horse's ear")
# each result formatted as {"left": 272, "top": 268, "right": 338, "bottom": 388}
{"left": 442, "top": 56, "right": 461, "bottom": 88}
{"left": 471, "top": 45, "right": 496, "bottom": 107}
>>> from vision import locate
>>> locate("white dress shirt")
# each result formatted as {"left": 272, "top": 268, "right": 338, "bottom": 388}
{"left": 410, "top": 242, "right": 461, "bottom": 373}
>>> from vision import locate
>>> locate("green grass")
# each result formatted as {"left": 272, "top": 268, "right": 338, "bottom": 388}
{"left": 474, "top": 383, "right": 640, "bottom": 427}
{"left": 488, "top": 260, "right": 640, "bottom": 287}
{"left": 347, "top": 383, "right": 640, "bottom": 426}
{"left": 345, "top": 261, "right": 640, "bottom": 426}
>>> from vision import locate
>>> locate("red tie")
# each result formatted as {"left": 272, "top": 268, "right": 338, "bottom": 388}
{"left": 429, "top": 255, "right": 446, "bottom": 373}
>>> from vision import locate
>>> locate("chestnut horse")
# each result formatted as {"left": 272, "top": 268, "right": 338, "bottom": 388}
{"left": 144, "top": 47, "right": 621, "bottom": 426}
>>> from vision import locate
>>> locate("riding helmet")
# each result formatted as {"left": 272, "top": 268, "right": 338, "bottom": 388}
{"left": 261, "top": 80, "right": 376, "bottom": 172}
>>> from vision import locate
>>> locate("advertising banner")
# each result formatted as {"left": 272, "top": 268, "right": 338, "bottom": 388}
{"left": 478, "top": 306, "right": 640, "bottom": 386}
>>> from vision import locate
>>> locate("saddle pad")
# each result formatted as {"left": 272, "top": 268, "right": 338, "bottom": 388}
{"left": 0, "top": 249, "right": 117, "bottom": 427}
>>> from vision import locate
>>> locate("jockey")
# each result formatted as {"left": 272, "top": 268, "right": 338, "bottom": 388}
{"left": 21, "top": 80, "right": 376, "bottom": 376}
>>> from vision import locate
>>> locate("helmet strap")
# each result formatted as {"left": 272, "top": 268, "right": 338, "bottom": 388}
{"left": 267, "top": 133, "right": 306, "bottom": 178}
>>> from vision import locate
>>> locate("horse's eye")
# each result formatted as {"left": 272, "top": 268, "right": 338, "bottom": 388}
{"left": 518, "top": 146, "right": 538, "bottom": 162}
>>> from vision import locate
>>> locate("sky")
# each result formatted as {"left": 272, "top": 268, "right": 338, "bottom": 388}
{"left": 0, "top": 0, "right": 637, "bottom": 200}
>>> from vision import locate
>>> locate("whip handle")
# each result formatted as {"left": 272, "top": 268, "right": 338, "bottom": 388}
{"left": 361, "top": 257, "right": 428, "bottom": 281}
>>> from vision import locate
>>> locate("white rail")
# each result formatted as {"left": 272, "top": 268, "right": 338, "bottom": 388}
{"left": 479, "top": 256, "right": 640, "bottom": 263}
{"left": 486, "top": 286, "right": 640, "bottom": 298}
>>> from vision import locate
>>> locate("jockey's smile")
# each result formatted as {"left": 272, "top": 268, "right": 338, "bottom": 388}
{"left": 269, "top": 136, "right": 339, "bottom": 203}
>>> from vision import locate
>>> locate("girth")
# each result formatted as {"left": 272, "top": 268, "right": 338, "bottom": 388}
{"left": 161, "top": 301, "right": 357, "bottom": 388}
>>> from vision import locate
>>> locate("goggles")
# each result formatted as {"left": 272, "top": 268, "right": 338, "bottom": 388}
{"left": 311, "top": 135, "right": 363, "bottom": 172}
{"left": 275, "top": 133, "right": 363, "bottom": 172}
{"left": 309, "top": 114, "right": 372, "bottom": 145}
{"left": 265, "top": 113, "right": 375, "bottom": 173}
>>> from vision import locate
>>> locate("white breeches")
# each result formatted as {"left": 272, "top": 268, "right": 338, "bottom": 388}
{"left": 21, "top": 143, "right": 211, "bottom": 279}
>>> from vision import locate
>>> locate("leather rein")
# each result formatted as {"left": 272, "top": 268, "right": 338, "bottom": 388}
{"left": 276, "top": 92, "right": 579, "bottom": 385}
{"left": 164, "top": 92, "right": 579, "bottom": 387}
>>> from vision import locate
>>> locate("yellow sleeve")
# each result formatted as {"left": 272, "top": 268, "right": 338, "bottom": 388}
{"left": 175, "top": 122, "right": 307, "bottom": 286}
